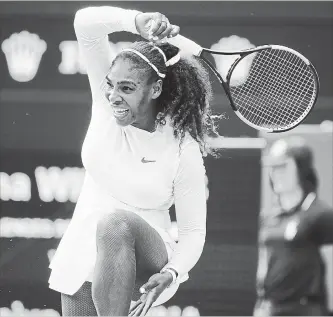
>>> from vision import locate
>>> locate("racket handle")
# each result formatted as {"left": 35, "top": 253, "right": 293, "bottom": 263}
{"left": 168, "top": 34, "right": 202, "bottom": 56}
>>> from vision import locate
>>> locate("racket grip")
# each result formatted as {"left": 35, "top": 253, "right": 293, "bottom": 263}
{"left": 168, "top": 34, "right": 202, "bottom": 56}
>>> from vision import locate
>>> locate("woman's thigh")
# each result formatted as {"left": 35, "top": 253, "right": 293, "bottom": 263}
{"left": 96, "top": 210, "right": 169, "bottom": 299}
{"left": 61, "top": 282, "right": 97, "bottom": 316}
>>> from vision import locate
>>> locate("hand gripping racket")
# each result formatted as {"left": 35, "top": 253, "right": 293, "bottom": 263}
{"left": 170, "top": 37, "right": 320, "bottom": 133}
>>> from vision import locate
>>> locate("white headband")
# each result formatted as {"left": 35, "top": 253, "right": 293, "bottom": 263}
{"left": 166, "top": 52, "right": 181, "bottom": 67}
{"left": 152, "top": 46, "right": 167, "bottom": 63}
{"left": 121, "top": 48, "right": 181, "bottom": 78}
{"left": 122, "top": 48, "right": 166, "bottom": 78}
{"left": 152, "top": 46, "right": 181, "bottom": 67}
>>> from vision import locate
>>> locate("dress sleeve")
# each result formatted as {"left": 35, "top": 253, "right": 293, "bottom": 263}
{"left": 162, "top": 140, "right": 207, "bottom": 279}
{"left": 73, "top": 6, "right": 141, "bottom": 103}
{"left": 74, "top": 6, "right": 203, "bottom": 104}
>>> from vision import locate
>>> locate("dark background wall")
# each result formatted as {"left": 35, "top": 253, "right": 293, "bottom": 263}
{"left": 0, "top": 2, "right": 332, "bottom": 316}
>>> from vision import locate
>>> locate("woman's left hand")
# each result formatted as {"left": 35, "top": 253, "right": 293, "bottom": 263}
{"left": 129, "top": 272, "right": 173, "bottom": 316}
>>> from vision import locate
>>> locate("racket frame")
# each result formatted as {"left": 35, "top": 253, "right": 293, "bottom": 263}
{"left": 198, "top": 45, "right": 320, "bottom": 133}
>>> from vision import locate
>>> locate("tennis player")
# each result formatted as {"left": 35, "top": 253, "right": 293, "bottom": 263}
{"left": 255, "top": 136, "right": 333, "bottom": 316}
{"left": 48, "top": 5, "right": 219, "bottom": 316}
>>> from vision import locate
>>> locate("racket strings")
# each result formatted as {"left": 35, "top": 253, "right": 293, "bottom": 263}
{"left": 234, "top": 51, "right": 314, "bottom": 128}
{"left": 238, "top": 50, "right": 311, "bottom": 127}
{"left": 229, "top": 48, "right": 317, "bottom": 130}
{"left": 231, "top": 64, "right": 292, "bottom": 127}
{"left": 254, "top": 52, "right": 302, "bottom": 125}
{"left": 257, "top": 51, "right": 314, "bottom": 126}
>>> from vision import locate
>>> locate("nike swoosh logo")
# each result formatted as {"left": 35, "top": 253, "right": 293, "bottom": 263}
{"left": 141, "top": 157, "right": 156, "bottom": 163}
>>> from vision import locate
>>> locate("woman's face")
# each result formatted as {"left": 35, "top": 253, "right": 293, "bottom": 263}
{"left": 105, "top": 58, "right": 162, "bottom": 128}
{"left": 269, "top": 158, "right": 299, "bottom": 194}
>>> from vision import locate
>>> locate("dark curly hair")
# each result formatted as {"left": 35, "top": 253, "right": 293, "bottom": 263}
{"left": 114, "top": 41, "right": 221, "bottom": 156}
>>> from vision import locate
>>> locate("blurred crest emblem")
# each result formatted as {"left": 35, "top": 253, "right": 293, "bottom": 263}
{"left": 210, "top": 35, "right": 255, "bottom": 87}
{"left": 1, "top": 30, "right": 47, "bottom": 82}
{"left": 58, "top": 40, "right": 132, "bottom": 76}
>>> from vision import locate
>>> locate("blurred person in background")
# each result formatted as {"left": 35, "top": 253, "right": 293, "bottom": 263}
{"left": 254, "top": 136, "right": 333, "bottom": 316}
{"left": 48, "top": 5, "right": 219, "bottom": 317}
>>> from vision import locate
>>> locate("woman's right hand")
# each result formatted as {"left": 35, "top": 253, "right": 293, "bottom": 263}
{"left": 135, "top": 12, "right": 180, "bottom": 43}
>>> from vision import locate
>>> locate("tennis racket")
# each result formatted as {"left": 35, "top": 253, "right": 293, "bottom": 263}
{"left": 199, "top": 45, "right": 320, "bottom": 133}
{"left": 170, "top": 37, "right": 320, "bottom": 133}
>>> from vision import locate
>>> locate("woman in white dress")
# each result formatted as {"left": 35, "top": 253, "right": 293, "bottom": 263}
{"left": 48, "top": 5, "right": 219, "bottom": 316}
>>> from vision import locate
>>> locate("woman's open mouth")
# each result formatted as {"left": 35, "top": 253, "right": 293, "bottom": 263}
{"left": 113, "top": 108, "right": 130, "bottom": 119}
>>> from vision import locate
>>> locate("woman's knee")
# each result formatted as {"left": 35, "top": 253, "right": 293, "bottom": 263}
{"left": 96, "top": 210, "right": 135, "bottom": 244}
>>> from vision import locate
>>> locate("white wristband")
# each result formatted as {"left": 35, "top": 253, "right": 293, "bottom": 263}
{"left": 160, "top": 267, "right": 177, "bottom": 287}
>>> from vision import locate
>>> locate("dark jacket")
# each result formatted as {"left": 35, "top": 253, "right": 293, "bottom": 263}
{"left": 255, "top": 196, "right": 333, "bottom": 316}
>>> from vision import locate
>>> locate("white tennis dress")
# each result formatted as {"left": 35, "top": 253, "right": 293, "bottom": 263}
{"left": 49, "top": 6, "right": 207, "bottom": 307}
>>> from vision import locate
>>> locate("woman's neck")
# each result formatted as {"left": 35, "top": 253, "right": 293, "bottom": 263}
{"left": 131, "top": 116, "right": 157, "bottom": 133}
{"left": 131, "top": 103, "right": 159, "bottom": 133}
